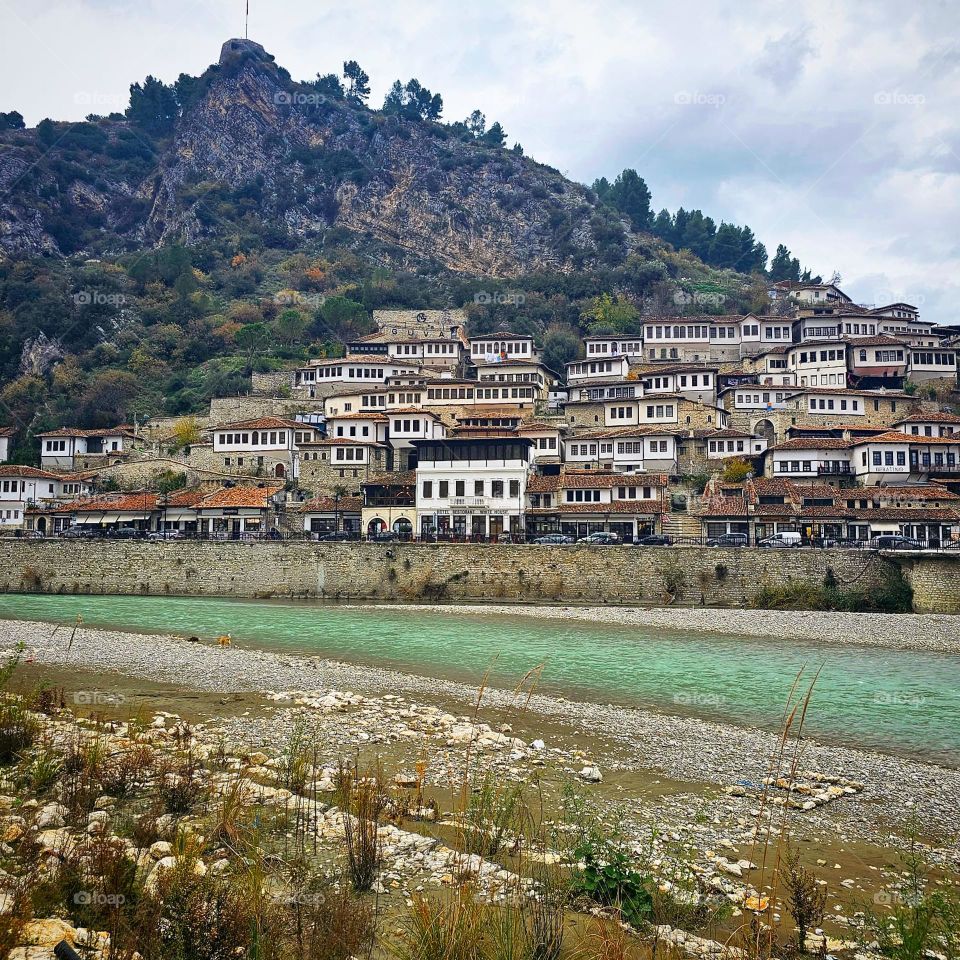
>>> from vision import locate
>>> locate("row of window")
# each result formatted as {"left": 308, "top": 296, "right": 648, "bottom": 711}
{"left": 421, "top": 479, "right": 521, "bottom": 498}
{"left": 470, "top": 341, "right": 531, "bottom": 353}
{"left": 218, "top": 431, "right": 288, "bottom": 446}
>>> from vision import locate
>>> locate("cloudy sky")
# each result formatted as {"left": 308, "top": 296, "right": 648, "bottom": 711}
{"left": 2, "top": 0, "right": 958, "bottom": 323}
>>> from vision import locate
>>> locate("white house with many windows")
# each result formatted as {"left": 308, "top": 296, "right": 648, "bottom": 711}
{"left": 211, "top": 417, "right": 322, "bottom": 479}
{"left": 0, "top": 428, "right": 13, "bottom": 464}
{"left": 893, "top": 412, "right": 960, "bottom": 438}
{"left": 0, "top": 466, "right": 91, "bottom": 530}
{"left": 787, "top": 342, "right": 848, "bottom": 388}
{"left": 583, "top": 335, "right": 644, "bottom": 362}
{"left": 565, "top": 356, "right": 631, "bottom": 383}
{"left": 37, "top": 426, "right": 136, "bottom": 470}
{"left": 563, "top": 428, "right": 677, "bottom": 474}
{"left": 468, "top": 331, "right": 538, "bottom": 363}
{"left": 294, "top": 356, "right": 420, "bottom": 396}
{"left": 526, "top": 470, "right": 667, "bottom": 541}
{"left": 413, "top": 433, "right": 532, "bottom": 540}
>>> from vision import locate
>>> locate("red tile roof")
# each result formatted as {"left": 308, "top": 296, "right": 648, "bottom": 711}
{"left": 0, "top": 465, "right": 65, "bottom": 479}
{"left": 302, "top": 496, "right": 363, "bottom": 513}
{"left": 212, "top": 417, "right": 316, "bottom": 432}
{"left": 197, "top": 485, "right": 283, "bottom": 510}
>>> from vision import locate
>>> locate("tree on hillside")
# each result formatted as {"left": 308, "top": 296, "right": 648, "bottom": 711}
{"left": 581, "top": 292, "right": 642, "bottom": 334}
{"left": 541, "top": 326, "right": 581, "bottom": 372}
{"left": 603, "top": 169, "right": 652, "bottom": 231}
{"left": 234, "top": 322, "right": 272, "bottom": 372}
{"left": 79, "top": 369, "right": 140, "bottom": 427}
{"left": 343, "top": 61, "right": 370, "bottom": 103}
{"left": 126, "top": 76, "right": 179, "bottom": 136}
{"left": 383, "top": 79, "right": 443, "bottom": 121}
{"left": 466, "top": 110, "right": 486, "bottom": 138}
{"left": 275, "top": 308, "right": 308, "bottom": 345}
{"left": 769, "top": 244, "right": 801, "bottom": 282}
{"left": 170, "top": 416, "right": 202, "bottom": 450}
{"left": 481, "top": 121, "right": 506, "bottom": 147}
{"left": 0, "top": 111, "right": 24, "bottom": 131}
{"left": 313, "top": 73, "right": 345, "bottom": 98}
{"left": 316, "top": 295, "right": 369, "bottom": 341}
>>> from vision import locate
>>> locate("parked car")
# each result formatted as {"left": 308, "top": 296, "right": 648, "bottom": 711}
{"left": 870, "top": 534, "right": 925, "bottom": 550}
{"left": 317, "top": 531, "right": 356, "bottom": 542}
{"left": 636, "top": 534, "right": 674, "bottom": 546}
{"left": 108, "top": 527, "right": 145, "bottom": 539}
{"left": 577, "top": 532, "right": 620, "bottom": 545}
{"left": 533, "top": 534, "right": 575, "bottom": 545}
{"left": 706, "top": 533, "right": 749, "bottom": 548}
{"left": 147, "top": 530, "right": 185, "bottom": 541}
{"left": 367, "top": 531, "right": 399, "bottom": 543}
{"left": 59, "top": 527, "right": 92, "bottom": 539}
{"left": 758, "top": 532, "right": 802, "bottom": 548}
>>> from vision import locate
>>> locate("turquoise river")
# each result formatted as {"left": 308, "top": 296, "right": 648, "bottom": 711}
{"left": 0, "top": 594, "right": 956, "bottom": 765}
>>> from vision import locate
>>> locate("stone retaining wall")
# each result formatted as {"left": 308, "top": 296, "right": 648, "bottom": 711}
{"left": 0, "top": 540, "right": 954, "bottom": 612}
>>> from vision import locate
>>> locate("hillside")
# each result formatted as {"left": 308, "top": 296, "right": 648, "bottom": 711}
{"left": 0, "top": 38, "right": 630, "bottom": 275}
{"left": 0, "top": 39, "right": 769, "bottom": 455}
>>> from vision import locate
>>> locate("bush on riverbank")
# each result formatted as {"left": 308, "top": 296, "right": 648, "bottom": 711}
{"left": 750, "top": 566, "right": 913, "bottom": 613}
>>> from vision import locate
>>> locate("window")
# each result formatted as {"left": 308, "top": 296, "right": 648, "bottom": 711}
{"left": 491, "top": 481, "right": 504, "bottom": 498}
{"left": 509, "top": 480, "right": 520, "bottom": 497}
{"left": 422, "top": 481, "right": 433, "bottom": 498}
{"left": 455, "top": 481, "right": 465, "bottom": 497}
{"left": 438, "top": 481, "right": 449, "bottom": 498}
{"left": 474, "top": 480, "right": 484, "bottom": 496}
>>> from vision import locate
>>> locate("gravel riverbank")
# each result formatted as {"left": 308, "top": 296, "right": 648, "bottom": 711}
{"left": 346, "top": 603, "right": 960, "bottom": 653}
{"left": 2, "top": 616, "right": 958, "bottom": 862}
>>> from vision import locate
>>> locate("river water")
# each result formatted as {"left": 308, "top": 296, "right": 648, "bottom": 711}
{"left": 0, "top": 594, "right": 956, "bottom": 764}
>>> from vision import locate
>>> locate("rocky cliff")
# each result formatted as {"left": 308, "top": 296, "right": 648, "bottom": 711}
{"left": 0, "top": 39, "right": 625, "bottom": 277}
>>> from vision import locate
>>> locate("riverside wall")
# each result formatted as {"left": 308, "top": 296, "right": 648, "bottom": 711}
{"left": 0, "top": 541, "right": 956, "bottom": 613}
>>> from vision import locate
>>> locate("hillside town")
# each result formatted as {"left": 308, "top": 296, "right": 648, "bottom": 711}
{"left": 2, "top": 281, "right": 959, "bottom": 548}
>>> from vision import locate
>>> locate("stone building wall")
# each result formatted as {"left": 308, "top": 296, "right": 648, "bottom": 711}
{"left": 0, "top": 540, "right": 953, "bottom": 612}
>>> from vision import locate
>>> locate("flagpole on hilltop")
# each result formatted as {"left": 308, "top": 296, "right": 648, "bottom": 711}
{"left": 245, "top": 0, "right": 249, "bottom": 39}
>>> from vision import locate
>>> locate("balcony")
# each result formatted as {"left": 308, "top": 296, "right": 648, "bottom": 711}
{"left": 449, "top": 497, "right": 489, "bottom": 508}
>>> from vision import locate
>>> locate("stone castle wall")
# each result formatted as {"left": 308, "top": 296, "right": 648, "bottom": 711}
{"left": 0, "top": 540, "right": 954, "bottom": 612}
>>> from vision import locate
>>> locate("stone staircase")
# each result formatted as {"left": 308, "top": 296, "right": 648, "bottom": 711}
{"left": 661, "top": 511, "right": 702, "bottom": 539}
